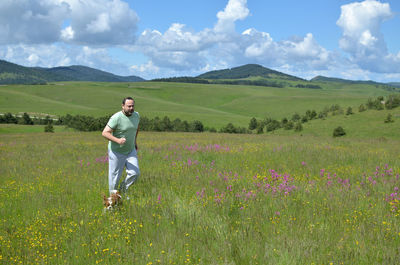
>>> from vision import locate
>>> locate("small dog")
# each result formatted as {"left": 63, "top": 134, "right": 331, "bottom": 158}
{"left": 103, "top": 191, "right": 122, "bottom": 210}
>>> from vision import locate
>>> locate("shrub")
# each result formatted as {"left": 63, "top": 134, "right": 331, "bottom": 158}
{"left": 294, "top": 122, "right": 303, "bottom": 132}
{"left": 333, "top": 126, "right": 346, "bottom": 137}
{"left": 366, "top": 97, "right": 384, "bottom": 110}
{"left": 44, "top": 123, "right": 54, "bottom": 133}
{"left": 291, "top": 113, "right": 301, "bottom": 122}
{"left": 384, "top": 114, "right": 394, "bottom": 123}
{"left": 256, "top": 124, "right": 264, "bottom": 134}
{"left": 161, "top": 116, "right": 173, "bottom": 131}
{"left": 266, "top": 120, "right": 280, "bottom": 132}
{"left": 306, "top": 110, "right": 317, "bottom": 120}
{"left": 330, "top": 104, "right": 341, "bottom": 112}
{"left": 21, "top": 113, "right": 34, "bottom": 125}
{"left": 283, "top": 121, "right": 294, "bottom": 130}
{"left": 248, "top": 117, "right": 258, "bottom": 130}
{"left": 346, "top": 107, "right": 353, "bottom": 115}
{"left": 190, "top": 120, "right": 204, "bottom": 132}
{"left": 385, "top": 95, "right": 400, "bottom": 110}
{"left": 220, "top": 123, "right": 237, "bottom": 133}
{"left": 2, "top": 113, "right": 18, "bottom": 124}
{"left": 318, "top": 111, "right": 327, "bottom": 119}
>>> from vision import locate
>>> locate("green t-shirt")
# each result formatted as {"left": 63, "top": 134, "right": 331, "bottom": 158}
{"left": 107, "top": 111, "right": 140, "bottom": 154}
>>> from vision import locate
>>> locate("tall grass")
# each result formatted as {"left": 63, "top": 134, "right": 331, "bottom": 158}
{"left": 1, "top": 132, "right": 399, "bottom": 264}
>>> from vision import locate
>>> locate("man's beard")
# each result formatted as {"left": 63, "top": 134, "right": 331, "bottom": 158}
{"left": 123, "top": 109, "right": 133, "bottom": 116}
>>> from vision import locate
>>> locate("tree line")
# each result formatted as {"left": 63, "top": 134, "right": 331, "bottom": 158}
{"left": 0, "top": 113, "right": 207, "bottom": 133}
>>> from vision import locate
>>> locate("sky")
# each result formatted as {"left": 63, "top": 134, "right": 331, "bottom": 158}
{"left": 1, "top": 0, "right": 400, "bottom": 82}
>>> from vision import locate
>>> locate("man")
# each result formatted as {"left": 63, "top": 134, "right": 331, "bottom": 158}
{"left": 102, "top": 97, "right": 140, "bottom": 196}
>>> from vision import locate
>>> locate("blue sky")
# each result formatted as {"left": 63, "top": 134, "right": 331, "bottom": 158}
{"left": 1, "top": 0, "right": 400, "bottom": 82}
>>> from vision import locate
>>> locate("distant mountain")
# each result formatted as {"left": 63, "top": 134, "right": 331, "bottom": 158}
{"left": 41, "top": 65, "right": 144, "bottom": 82}
{"left": 310, "top": 75, "right": 400, "bottom": 92}
{"left": 0, "top": 59, "right": 145, "bottom": 84}
{"left": 388, "top": 82, "right": 400, "bottom": 88}
{"left": 197, "top": 64, "right": 304, "bottom": 81}
{"left": 310, "top": 75, "right": 379, "bottom": 84}
{"left": 310, "top": 75, "right": 380, "bottom": 85}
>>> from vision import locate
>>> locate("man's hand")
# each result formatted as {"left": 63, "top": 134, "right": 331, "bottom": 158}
{"left": 102, "top": 125, "right": 126, "bottom": 146}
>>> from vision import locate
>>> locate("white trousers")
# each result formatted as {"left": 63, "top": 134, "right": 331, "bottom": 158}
{"left": 108, "top": 148, "right": 140, "bottom": 194}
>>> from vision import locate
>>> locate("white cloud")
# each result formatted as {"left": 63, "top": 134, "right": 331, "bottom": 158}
{"left": 0, "top": 0, "right": 70, "bottom": 44}
{"left": 215, "top": 0, "right": 250, "bottom": 33}
{"left": 28, "top": 54, "right": 39, "bottom": 65}
{"left": 130, "top": 61, "right": 159, "bottom": 79}
{"left": 139, "top": 24, "right": 204, "bottom": 52}
{"left": 243, "top": 28, "right": 276, "bottom": 58}
{"left": 336, "top": 0, "right": 400, "bottom": 73}
{"left": 86, "top": 13, "right": 111, "bottom": 34}
{"left": 60, "top": 26, "right": 74, "bottom": 41}
{"left": 0, "top": 0, "right": 139, "bottom": 45}
{"left": 134, "top": 24, "right": 214, "bottom": 70}
{"left": 359, "top": 30, "right": 377, "bottom": 47}
{"left": 61, "top": 0, "right": 139, "bottom": 45}
{"left": 0, "top": 44, "right": 71, "bottom": 67}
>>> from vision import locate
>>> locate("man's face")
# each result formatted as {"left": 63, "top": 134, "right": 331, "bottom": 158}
{"left": 122, "top": 99, "right": 135, "bottom": 116}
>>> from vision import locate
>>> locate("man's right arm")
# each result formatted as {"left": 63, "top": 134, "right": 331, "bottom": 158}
{"left": 102, "top": 125, "right": 126, "bottom": 145}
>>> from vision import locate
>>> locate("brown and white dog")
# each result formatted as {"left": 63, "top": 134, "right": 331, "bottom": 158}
{"left": 103, "top": 191, "right": 122, "bottom": 210}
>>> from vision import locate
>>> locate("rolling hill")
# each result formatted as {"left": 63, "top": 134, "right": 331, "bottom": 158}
{"left": 197, "top": 64, "right": 304, "bottom": 81}
{"left": 1, "top": 79, "right": 398, "bottom": 128}
{"left": 0, "top": 60, "right": 145, "bottom": 84}
{"left": 152, "top": 64, "right": 309, "bottom": 88}
{"left": 311, "top": 75, "right": 380, "bottom": 85}
{"left": 388, "top": 82, "right": 400, "bottom": 88}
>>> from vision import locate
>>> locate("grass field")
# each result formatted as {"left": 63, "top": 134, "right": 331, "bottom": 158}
{"left": 0, "top": 81, "right": 396, "bottom": 128}
{"left": 1, "top": 131, "right": 400, "bottom": 264}
{"left": 0, "top": 124, "right": 73, "bottom": 134}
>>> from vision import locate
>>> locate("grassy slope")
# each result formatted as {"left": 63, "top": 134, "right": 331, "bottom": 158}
{"left": 0, "top": 81, "right": 396, "bottom": 129}
{"left": 277, "top": 108, "right": 400, "bottom": 139}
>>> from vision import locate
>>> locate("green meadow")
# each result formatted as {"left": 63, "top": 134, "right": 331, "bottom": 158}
{"left": 0, "top": 81, "right": 395, "bottom": 129}
{"left": 1, "top": 131, "right": 400, "bottom": 264}
{"left": 1, "top": 81, "right": 400, "bottom": 264}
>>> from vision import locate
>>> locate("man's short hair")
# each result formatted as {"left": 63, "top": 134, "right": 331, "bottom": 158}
{"left": 122, "top": 97, "right": 134, "bottom": 105}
